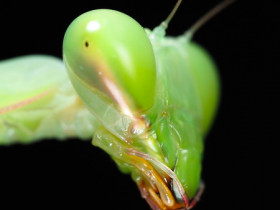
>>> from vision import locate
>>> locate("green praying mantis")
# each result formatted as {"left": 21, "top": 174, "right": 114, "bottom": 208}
{"left": 0, "top": 0, "right": 236, "bottom": 209}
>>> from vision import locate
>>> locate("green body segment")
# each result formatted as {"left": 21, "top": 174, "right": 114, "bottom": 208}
{"left": 0, "top": 55, "right": 97, "bottom": 145}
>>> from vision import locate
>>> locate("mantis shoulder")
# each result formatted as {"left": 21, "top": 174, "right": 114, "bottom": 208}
{"left": 0, "top": 55, "right": 98, "bottom": 145}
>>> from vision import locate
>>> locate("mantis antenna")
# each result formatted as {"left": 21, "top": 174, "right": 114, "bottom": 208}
{"left": 186, "top": 0, "right": 236, "bottom": 38}
{"left": 161, "top": 0, "right": 184, "bottom": 29}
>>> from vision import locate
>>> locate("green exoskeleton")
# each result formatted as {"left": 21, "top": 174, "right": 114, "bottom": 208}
{"left": 0, "top": 0, "right": 235, "bottom": 209}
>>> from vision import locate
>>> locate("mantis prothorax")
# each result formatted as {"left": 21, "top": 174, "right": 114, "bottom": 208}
{"left": 0, "top": 0, "right": 235, "bottom": 209}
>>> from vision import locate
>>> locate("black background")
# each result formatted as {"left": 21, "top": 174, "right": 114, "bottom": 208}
{"left": 0, "top": 1, "right": 266, "bottom": 210}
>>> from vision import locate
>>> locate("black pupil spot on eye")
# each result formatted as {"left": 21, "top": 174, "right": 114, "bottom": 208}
{"left": 85, "top": 41, "right": 89, "bottom": 47}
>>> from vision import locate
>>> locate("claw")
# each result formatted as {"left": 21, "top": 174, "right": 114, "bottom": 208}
{"left": 187, "top": 182, "right": 205, "bottom": 210}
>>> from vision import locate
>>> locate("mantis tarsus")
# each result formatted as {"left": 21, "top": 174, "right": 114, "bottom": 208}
{"left": 0, "top": 0, "right": 236, "bottom": 209}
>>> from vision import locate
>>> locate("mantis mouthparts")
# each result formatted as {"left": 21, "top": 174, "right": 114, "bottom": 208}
{"left": 127, "top": 149, "right": 204, "bottom": 210}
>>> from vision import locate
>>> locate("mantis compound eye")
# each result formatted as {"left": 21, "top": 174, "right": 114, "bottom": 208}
{"left": 63, "top": 9, "right": 156, "bottom": 116}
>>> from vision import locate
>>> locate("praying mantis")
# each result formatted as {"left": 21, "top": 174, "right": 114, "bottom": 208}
{"left": 0, "top": 0, "right": 236, "bottom": 209}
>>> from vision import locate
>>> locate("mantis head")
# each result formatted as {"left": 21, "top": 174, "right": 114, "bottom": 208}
{"left": 63, "top": 9, "right": 201, "bottom": 210}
